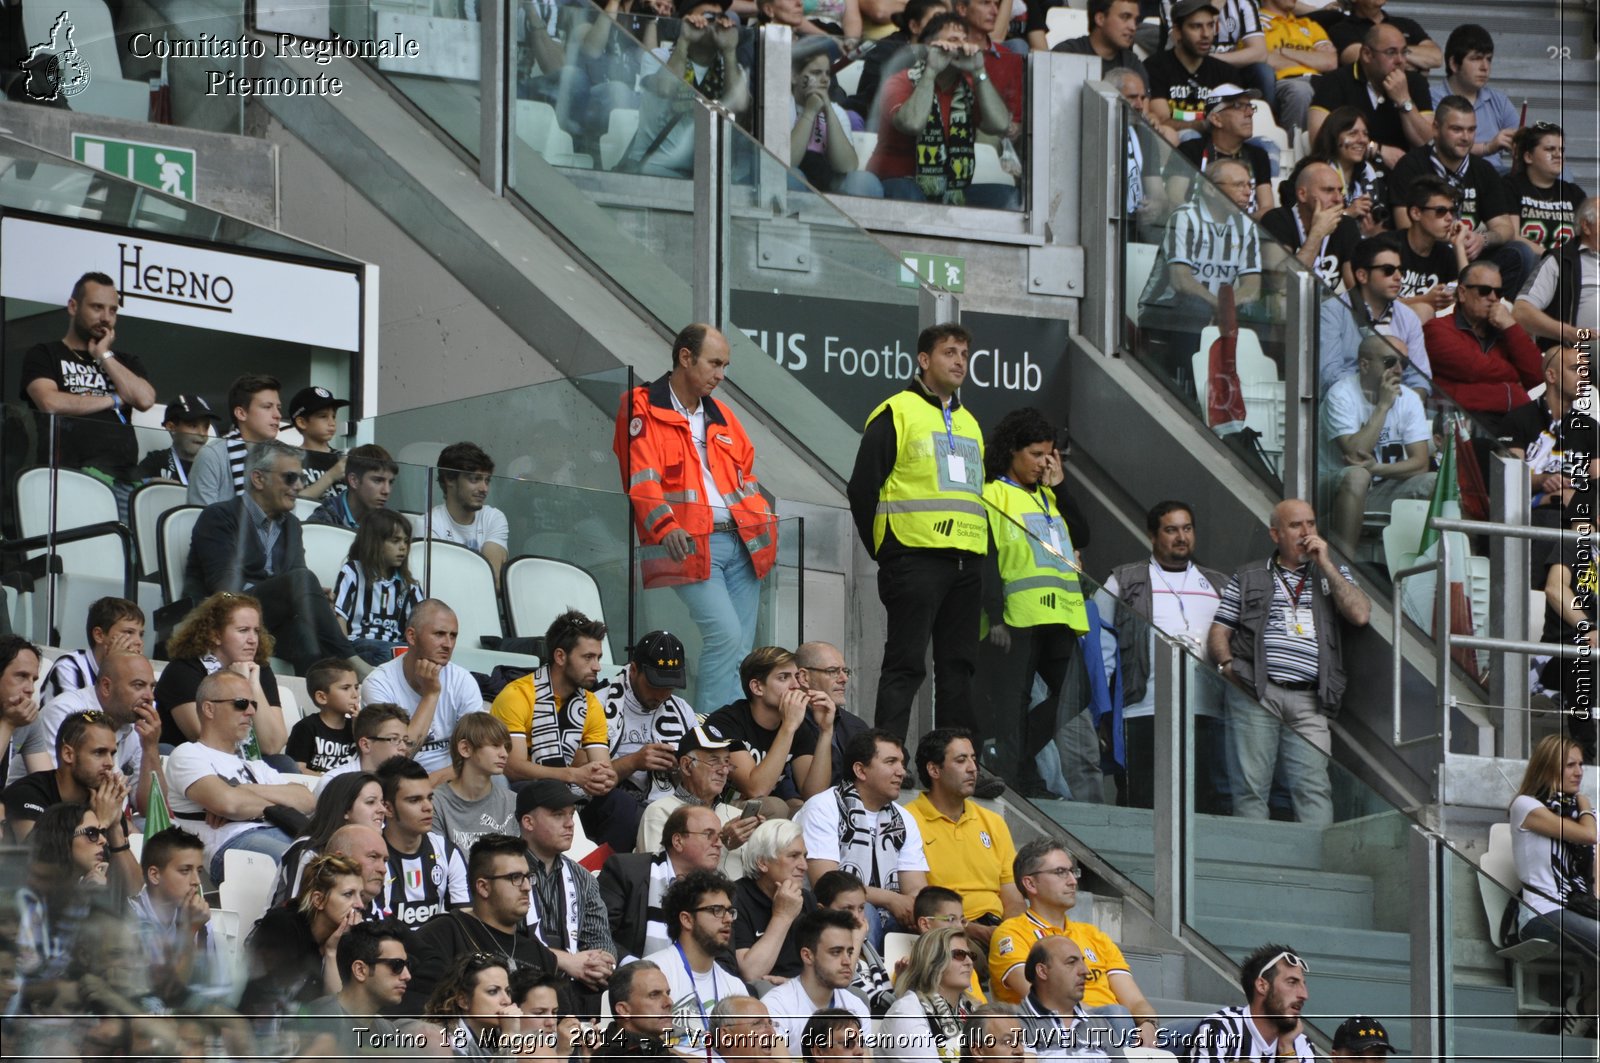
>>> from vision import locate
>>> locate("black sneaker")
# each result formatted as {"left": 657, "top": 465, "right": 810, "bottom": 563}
{"left": 975, "top": 769, "right": 1006, "bottom": 800}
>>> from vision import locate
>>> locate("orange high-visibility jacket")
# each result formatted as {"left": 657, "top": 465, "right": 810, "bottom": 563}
{"left": 613, "top": 375, "right": 778, "bottom": 587}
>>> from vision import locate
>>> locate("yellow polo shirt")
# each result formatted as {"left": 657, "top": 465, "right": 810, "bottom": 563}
{"left": 905, "top": 793, "right": 1017, "bottom": 921}
{"left": 988, "top": 910, "right": 1129, "bottom": 1007}
{"left": 488, "top": 666, "right": 607, "bottom": 764}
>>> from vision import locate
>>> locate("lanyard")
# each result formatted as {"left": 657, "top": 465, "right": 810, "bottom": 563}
{"left": 999, "top": 477, "right": 1055, "bottom": 526}
{"left": 1150, "top": 561, "right": 1194, "bottom": 629}
{"left": 676, "top": 943, "right": 718, "bottom": 1029}
{"left": 169, "top": 446, "right": 189, "bottom": 485}
{"left": 1273, "top": 562, "right": 1309, "bottom": 606}
{"left": 941, "top": 402, "right": 957, "bottom": 454}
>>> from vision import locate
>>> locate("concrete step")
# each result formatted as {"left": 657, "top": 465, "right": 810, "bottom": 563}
{"left": 1108, "top": 857, "right": 1378, "bottom": 927}
{"left": 1196, "top": 915, "right": 1411, "bottom": 965}
{"left": 1030, "top": 799, "right": 1330, "bottom": 872}
{"left": 1446, "top": 1024, "right": 1599, "bottom": 1061}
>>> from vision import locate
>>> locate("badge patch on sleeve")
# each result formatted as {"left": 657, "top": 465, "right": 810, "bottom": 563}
{"left": 629, "top": 416, "right": 643, "bottom": 437}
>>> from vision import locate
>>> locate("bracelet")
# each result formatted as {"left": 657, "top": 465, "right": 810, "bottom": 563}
{"left": 108, "top": 843, "right": 131, "bottom": 853}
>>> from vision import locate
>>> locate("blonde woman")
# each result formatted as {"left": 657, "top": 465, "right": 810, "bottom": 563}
{"left": 879, "top": 926, "right": 977, "bottom": 1060}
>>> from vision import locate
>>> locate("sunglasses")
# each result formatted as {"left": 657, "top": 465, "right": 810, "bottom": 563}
{"left": 370, "top": 958, "right": 410, "bottom": 974}
{"left": 206, "top": 697, "right": 258, "bottom": 711}
{"left": 75, "top": 826, "right": 109, "bottom": 842}
{"left": 1258, "top": 950, "right": 1311, "bottom": 978}
{"left": 1416, "top": 205, "right": 1458, "bottom": 217}
{"left": 1365, "top": 263, "right": 1401, "bottom": 276}
{"left": 274, "top": 471, "right": 301, "bottom": 486}
{"left": 950, "top": 948, "right": 975, "bottom": 962}
{"left": 1464, "top": 283, "right": 1503, "bottom": 298}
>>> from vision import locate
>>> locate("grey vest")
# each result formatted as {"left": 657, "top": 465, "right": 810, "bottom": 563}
{"left": 1226, "top": 558, "right": 1348, "bottom": 715}
{"left": 1110, "top": 559, "right": 1228, "bottom": 704}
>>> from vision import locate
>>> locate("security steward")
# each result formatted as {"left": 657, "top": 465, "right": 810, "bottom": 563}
{"left": 847, "top": 322, "right": 987, "bottom": 741}
{"left": 613, "top": 323, "right": 778, "bottom": 713}
{"left": 978, "top": 408, "right": 1088, "bottom": 796}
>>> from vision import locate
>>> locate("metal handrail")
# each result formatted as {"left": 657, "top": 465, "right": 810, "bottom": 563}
{"left": 1390, "top": 516, "right": 1591, "bottom": 748}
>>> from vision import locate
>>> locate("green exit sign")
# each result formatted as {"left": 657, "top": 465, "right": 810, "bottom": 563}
{"left": 71, "top": 134, "right": 196, "bottom": 201}
{"left": 899, "top": 251, "right": 966, "bottom": 292}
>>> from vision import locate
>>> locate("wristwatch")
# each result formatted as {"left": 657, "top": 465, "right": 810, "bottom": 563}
{"left": 1398, "top": 100, "right": 1415, "bottom": 113}
{"left": 975, "top": 72, "right": 989, "bottom": 82}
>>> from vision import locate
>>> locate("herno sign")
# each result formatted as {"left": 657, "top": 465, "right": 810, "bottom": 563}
{"left": 730, "top": 291, "right": 1071, "bottom": 431}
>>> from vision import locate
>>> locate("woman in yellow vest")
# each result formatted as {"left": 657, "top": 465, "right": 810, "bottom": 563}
{"left": 978, "top": 408, "right": 1089, "bottom": 798}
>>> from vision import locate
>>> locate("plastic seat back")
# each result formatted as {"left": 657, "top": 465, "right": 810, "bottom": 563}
{"left": 503, "top": 555, "right": 613, "bottom": 666}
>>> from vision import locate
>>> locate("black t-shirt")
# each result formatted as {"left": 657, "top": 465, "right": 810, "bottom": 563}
{"left": 703, "top": 699, "right": 819, "bottom": 795}
{"left": 1505, "top": 173, "right": 1588, "bottom": 252}
{"left": 1052, "top": 37, "right": 1150, "bottom": 84}
{"left": 730, "top": 875, "right": 817, "bottom": 978}
{"left": 285, "top": 713, "right": 356, "bottom": 773}
{"left": 1311, "top": 11, "right": 1431, "bottom": 57}
{"left": 1170, "top": 136, "right": 1273, "bottom": 214}
{"left": 1391, "top": 234, "right": 1459, "bottom": 298}
{"left": 1144, "top": 50, "right": 1235, "bottom": 123}
{"left": 1388, "top": 148, "right": 1510, "bottom": 230}
{"left": 1260, "top": 207, "right": 1361, "bottom": 289}
{"left": 138, "top": 446, "right": 194, "bottom": 483}
{"left": 20, "top": 341, "right": 153, "bottom": 479}
{"left": 298, "top": 449, "right": 343, "bottom": 493}
{"left": 1542, "top": 535, "right": 1597, "bottom": 646}
{"left": 153, "top": 657, "right": 283, "bottom": 747}
{"left": 1309, "top": 64, "right": 1432, "bottom": 152}
{"left": 1, "top": 769, "right": 63, "bottom": 826}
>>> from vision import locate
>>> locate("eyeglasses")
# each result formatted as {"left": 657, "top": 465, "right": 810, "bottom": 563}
{"left": 923, "top": 913, "right": 963, "bottom": 925}
{"left": 74, "top": 826, "right": 109, "bottom": 842}
{"left": 369, "top": 734, "right": 415, "bottom": 749}
{"left": 1417, "top": 205, "right": 1458, "bottom": 217}
{"left": 485, "top": 872, "right": 533, "bottom": 889}
{"left": 1256, "top": 950, "right": 1311, "bottom": 980}
{"left": 949, "top": 948, "right": 974, "bottom": 962}
{"left": 1029, "top": 865, "right": 1082, "bottom": 880}
{"left": 806, "top": 665, "right": 853, "bottom": 678}
{"left": 371, "top": 958, "right": 410, "bottom": 974}
{"left": 1366, "top": 263, "right": 1401, "bottom": 276}
{"left": 695, "top": 904, "right": 739, "bottom": 920}
{"left": 205, "top": 697, "right": 257, "bottom": 712}
{"left": 688, "top": 754, "right": 731, "bottom": 771}
{"left": 677, "top": 828, "right": 721, "bottom": 843}
{"left": 1464, "top": 283, "right": 1503, "bottom": 298}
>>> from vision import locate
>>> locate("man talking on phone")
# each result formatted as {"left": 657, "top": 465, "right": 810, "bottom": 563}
{"left": 1206, "top": 500, "right": 1370, "bottom": 826}
{"left": 1322, "top": 335, "right": 1437, "bottom": 551}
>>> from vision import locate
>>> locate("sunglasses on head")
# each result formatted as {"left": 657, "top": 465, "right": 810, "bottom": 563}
{"left": 1257, "top": 950, "right": 1311, "bottom": 979}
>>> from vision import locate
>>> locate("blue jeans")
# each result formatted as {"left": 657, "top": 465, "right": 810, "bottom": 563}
{"left": 675, "top": 530, "right": 762, "bottom": 712}
{"left": 210, "top": 825, "right": 295, "bottom": 885}
{"left": 1228, "top": 679, "right": 1332, "bottom": 826}
{"left": 350, "top": 637, "right": 404, "bottom": 666}
{"left": 1087, "top": 1004, "right": 1136, "bottom": 1046}
{"left": 1524, "top": 905, "right": 1600, "bottom": 962}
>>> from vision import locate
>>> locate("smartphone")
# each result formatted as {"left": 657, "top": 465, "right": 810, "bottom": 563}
{"left": 740, "top": 800, "right": 764, "bottom": 820}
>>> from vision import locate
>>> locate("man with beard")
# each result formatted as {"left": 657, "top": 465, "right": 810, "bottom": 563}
{"left": 763, "top": 910, "right": 872, "bottom": 1051}
{"left": 643, "top": 870, "right": 750, "bottom": 1052}
{"left": 490, "top": 609, "right": 613, "bottom": 800}
{"left": 592, "top": 632, "right": 699, "bottom": 819}
{"left": 20, "top": 272, "right": 156, "bottom": 494}
{"left": 1188, "top": 944, "right": 1315, "bottom": 1061}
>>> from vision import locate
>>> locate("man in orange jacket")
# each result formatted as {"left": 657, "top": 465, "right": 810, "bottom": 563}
{"left": 614, "top": 324, "right": 778, "bottom": 713}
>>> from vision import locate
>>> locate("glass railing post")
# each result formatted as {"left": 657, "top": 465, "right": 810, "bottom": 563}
{"left": 757, "top": 26, "right": 793, "bottom": 164}
{"left": 1489, "top": 452, "right": 1532, "bottom": 759}
{"left": 1151, "top": 639, "right": 1191, "bottom": 936}
{"left": 917, "top": 286, "right": 960, "bottom": 330}
{"left": 1076, "top": 81, "right": 1122, "bottom": 357}
{"left": 692, "top": 104, "right": 730, "bottom": 327}
{"left": 1282, "top": 268, "right": 1316, "bottom": 500}
{"left": 1407, "top": 828, "right": 1452, "bottom": 1061}
{"left": 478, "top": 0, "right": 510, "bottom": 193}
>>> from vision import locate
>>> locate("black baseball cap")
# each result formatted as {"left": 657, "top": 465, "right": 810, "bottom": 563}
{"left": 677, "top": 725, "right": 740, "bottom": 757}
{"left": 675, "top": 0, "right": 732, "bottom": 14}
{"left": 285, "top": 386, "right": 350, "bottom": 426}
{"left": 1170, "top": 0, "right": 1220, "bottom": 22}
{"left": 1332, "top": 1017, "right": 1394, "bottom": 1054}
{"left": 163, "top": 394, "right": 221, "bottom": 425}
{"left": 633, "top": 630, "right": 688, "bottom": 689}
{"left": 515, "top": 779, "right": 583, "bottom": 818}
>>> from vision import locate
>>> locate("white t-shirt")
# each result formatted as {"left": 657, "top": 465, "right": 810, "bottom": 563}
{"left": 796, "top": 789, "right": 928, "bottom": 893}
{"left": 1510, "top": 794, "right": 1573, "bottom": 919}
{"left": 14, "top": 685, "right": 143, "bottom": 781}
{"left": 879, "top": 992, "right": 961, "bottom": 1062}
{"left": 360, "top": 657, "right": 484, "bottom": 772}
{"left": 642, "top": 944, "right": 751, "bottom": 1053}
{"left": 165, "top": 741, "right": 289, "bottom": 860}
{"left": 763, "top": 978, "right": 872, "bottom": 1055}
{"left": 1322, "top": 375, "right": 1429, "bottom": 473}
{"left": 1096, "top": 564, "right": 1226, "bottom": 720}
{"left": 414, "top": 505, "right": 510, "bottom": 555}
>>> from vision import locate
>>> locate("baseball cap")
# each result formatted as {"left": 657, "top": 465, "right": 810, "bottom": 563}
{"left": 1331, "top": 1017, "right": 1394, "bottom": 1054}
{"left": 515, "top": 778, "right": 583, "bottom": 818}
{"left": 1170, "top": 0, "right": 1220, "bottom": 22}
{"left": 677, "top": 725, "right": 740, "bottom": 758}
{"left": 285, "top": 386, "right": 350, "bottom": 425}
{"left": 633, "top": 630, "right": 688, "bottom": 690}
{"left": 1205, "top": 84, "right": 1263, "bottom": 112}
{"left": 163, "top": 394, "right": 221, "bottom": 425}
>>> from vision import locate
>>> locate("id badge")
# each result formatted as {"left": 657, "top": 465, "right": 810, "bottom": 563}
{"left": 1047, "top": 525, "right": 1063, "bottom": 556}
{"left": 1294, "top": 614, "right": 1317, "bottom": 641}
{"left": 946, "top": 452, "right": 967, "bottom": 483}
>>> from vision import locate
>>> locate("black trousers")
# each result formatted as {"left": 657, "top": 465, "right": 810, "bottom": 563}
{"left": 873, "top": 549, "right": 981, "bottom": 740}
{"left": 976, "top": 623, "right": 1075, "bottom": 785}
{"left": 255, "top": 567, "right": 354, "bottom": 674}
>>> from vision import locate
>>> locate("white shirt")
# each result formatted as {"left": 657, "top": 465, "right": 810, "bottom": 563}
{"left": 1510, "top": 794, "right": 1571, "bottom": 919}
{"left": 165, "top": 740, "right": 288, "bottom": 860}
{"left": 360, "top": 657, "right": 484, "bottom": 772}
{"left": 763, "top": 977, "right": 872, "bottom": 1055}
{"left": 1322, "top": 374, "right": 1430, "bottom": 470}
{"left": 414, "top": 504, "right": 510, "bottom": 556}
{"left": 796, "top": 788, "right": 928, "bottom": 892}
{"left": 13, "top": 685, "right": 144, "bottom": 781}
{"left": 643, "top": 944, "right": 751, "bottom": 1053}
{"left": 667, "top": 385, "right": 730, "bottom": 521}
{"left": 879, "top": 992, "right": 961, "bottom": 1062}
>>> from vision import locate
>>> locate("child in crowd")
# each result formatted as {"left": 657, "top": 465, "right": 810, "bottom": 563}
{"left": 286, "top": 658, "right": 361, "bottom": 775}
{"left": 40, "top": 596, "right": 145, "bottom": 704}
{"left": 286, "top": 385, "right": 349, "bottom": 499}
{"left": 333, "top": 509, "right": 425, "bottom": 666}
{"left": 137, "top": 395, "right": 221, "bottom": 487}
{"left": 127, "top": 827, "right": 231, "bottom": 1006}
{"left": 430, "top": 713, "right": 517, "bottom": 856}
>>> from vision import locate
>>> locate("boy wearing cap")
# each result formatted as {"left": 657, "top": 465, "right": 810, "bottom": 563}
{"left": 518, "top": 779, "right": 617, "bottom": 1013}
{"left": 1331, "top": 1015, "right": 1394, "bottom": 1058}
{"left": 635, "top": 727, "right": 761, "bottom": 879}
{"left": 593, "top": 631, "right": 701, "bottom": 807}
{"left": 138, "top": 395, "right": 221, "bottom": 486}
{"left": 1145, "top": 0, "right": 1237, "bottom": 135}
{"left": 1165, "top": 84, "right": 1274, "bottom": 219}
{"left": 286, "top": 386, "right": 350, "bottom": 500}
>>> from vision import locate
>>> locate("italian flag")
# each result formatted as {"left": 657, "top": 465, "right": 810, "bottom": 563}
{"left": 144, "top": 772, "right": 172, "bottom": 835}
{"left": 1416, "top": 428, "right": 1483, "bottom": 680}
